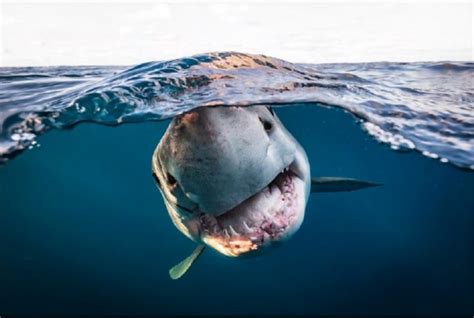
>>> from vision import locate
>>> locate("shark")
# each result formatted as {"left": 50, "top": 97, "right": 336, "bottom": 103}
{"left": 151, "top": 105, "right": 380, "bottom": 279}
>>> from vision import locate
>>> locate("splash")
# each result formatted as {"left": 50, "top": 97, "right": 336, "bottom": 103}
{"left": 0, "top": 52, "right": 473, "bottom": 169}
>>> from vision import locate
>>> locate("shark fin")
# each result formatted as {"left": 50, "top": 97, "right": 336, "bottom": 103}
{"left": 311, "top": 177, "right": 381, "bottom": 193}
{"left": 169, "top": 244, "right": 206, "bottom": 280}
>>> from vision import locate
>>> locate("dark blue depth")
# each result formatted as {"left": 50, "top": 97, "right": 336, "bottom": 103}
{"left": 0, "top": 105, "right": 473, "bottom": 315}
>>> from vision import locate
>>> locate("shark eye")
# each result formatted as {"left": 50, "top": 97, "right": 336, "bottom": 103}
{"left": 166, "top": 172, "right": 178, "bottom": 186}
{"left": 259, "top": 116, "right": 273, "bottom": 132}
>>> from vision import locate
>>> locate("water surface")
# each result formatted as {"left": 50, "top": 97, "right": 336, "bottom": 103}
{"left": 1, "top": 52, "right": 473, "bottom": 169}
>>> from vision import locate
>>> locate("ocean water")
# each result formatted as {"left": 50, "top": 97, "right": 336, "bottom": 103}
{"left": 0, "top": 52, "right": 473, "bottom": 315}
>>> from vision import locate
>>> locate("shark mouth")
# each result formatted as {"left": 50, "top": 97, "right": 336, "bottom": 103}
{"left": 198, "top": 162, "right": 306, "bottom": 257}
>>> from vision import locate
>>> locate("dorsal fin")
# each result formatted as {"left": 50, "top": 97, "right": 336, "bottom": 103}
{"left": 169, "top": 245, "right": 206, "bottom": 280}
{"left": 311, "top": 177, "right": 381, "bottom": 193}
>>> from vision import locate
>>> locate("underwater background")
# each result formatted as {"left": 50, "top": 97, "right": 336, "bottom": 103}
{"left": 0, "top": 51, "right": 473, "bottom": 315}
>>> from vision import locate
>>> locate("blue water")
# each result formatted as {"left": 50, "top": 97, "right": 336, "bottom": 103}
{"left": 0, "top": 52, "right": 473, "bottom": 315}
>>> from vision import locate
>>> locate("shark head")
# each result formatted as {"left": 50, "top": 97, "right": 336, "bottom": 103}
{"left": 152, "top": 105, "right": 311, "bottom": 257}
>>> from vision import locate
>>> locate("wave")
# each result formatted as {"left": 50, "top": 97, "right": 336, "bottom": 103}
{"left": 0, "top": 52, "right": 473, "bottom": 169}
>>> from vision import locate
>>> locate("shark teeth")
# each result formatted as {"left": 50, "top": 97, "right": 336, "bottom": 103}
{"left": 242, "top": 221, "right": 252, "bottom": 232}
{"left": 198, "top": 159, "right": 304, "bottom": 249}
{"left": 228, "top": 225, "right": 239, "bottom": 237}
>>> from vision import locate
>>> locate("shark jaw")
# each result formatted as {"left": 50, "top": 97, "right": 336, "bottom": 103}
{"left": 199, "top": 162, "right": 307, "bottom": 257}
{"left": 164, "top": 149, "right": 310, "bottom": 257}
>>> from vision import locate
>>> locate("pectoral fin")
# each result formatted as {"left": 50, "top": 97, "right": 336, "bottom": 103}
{"left": 169, "top": 245, "right": 206, "bottom": 280}
{"left": 311, "top": 177, "right": 381, "bottom": 193}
